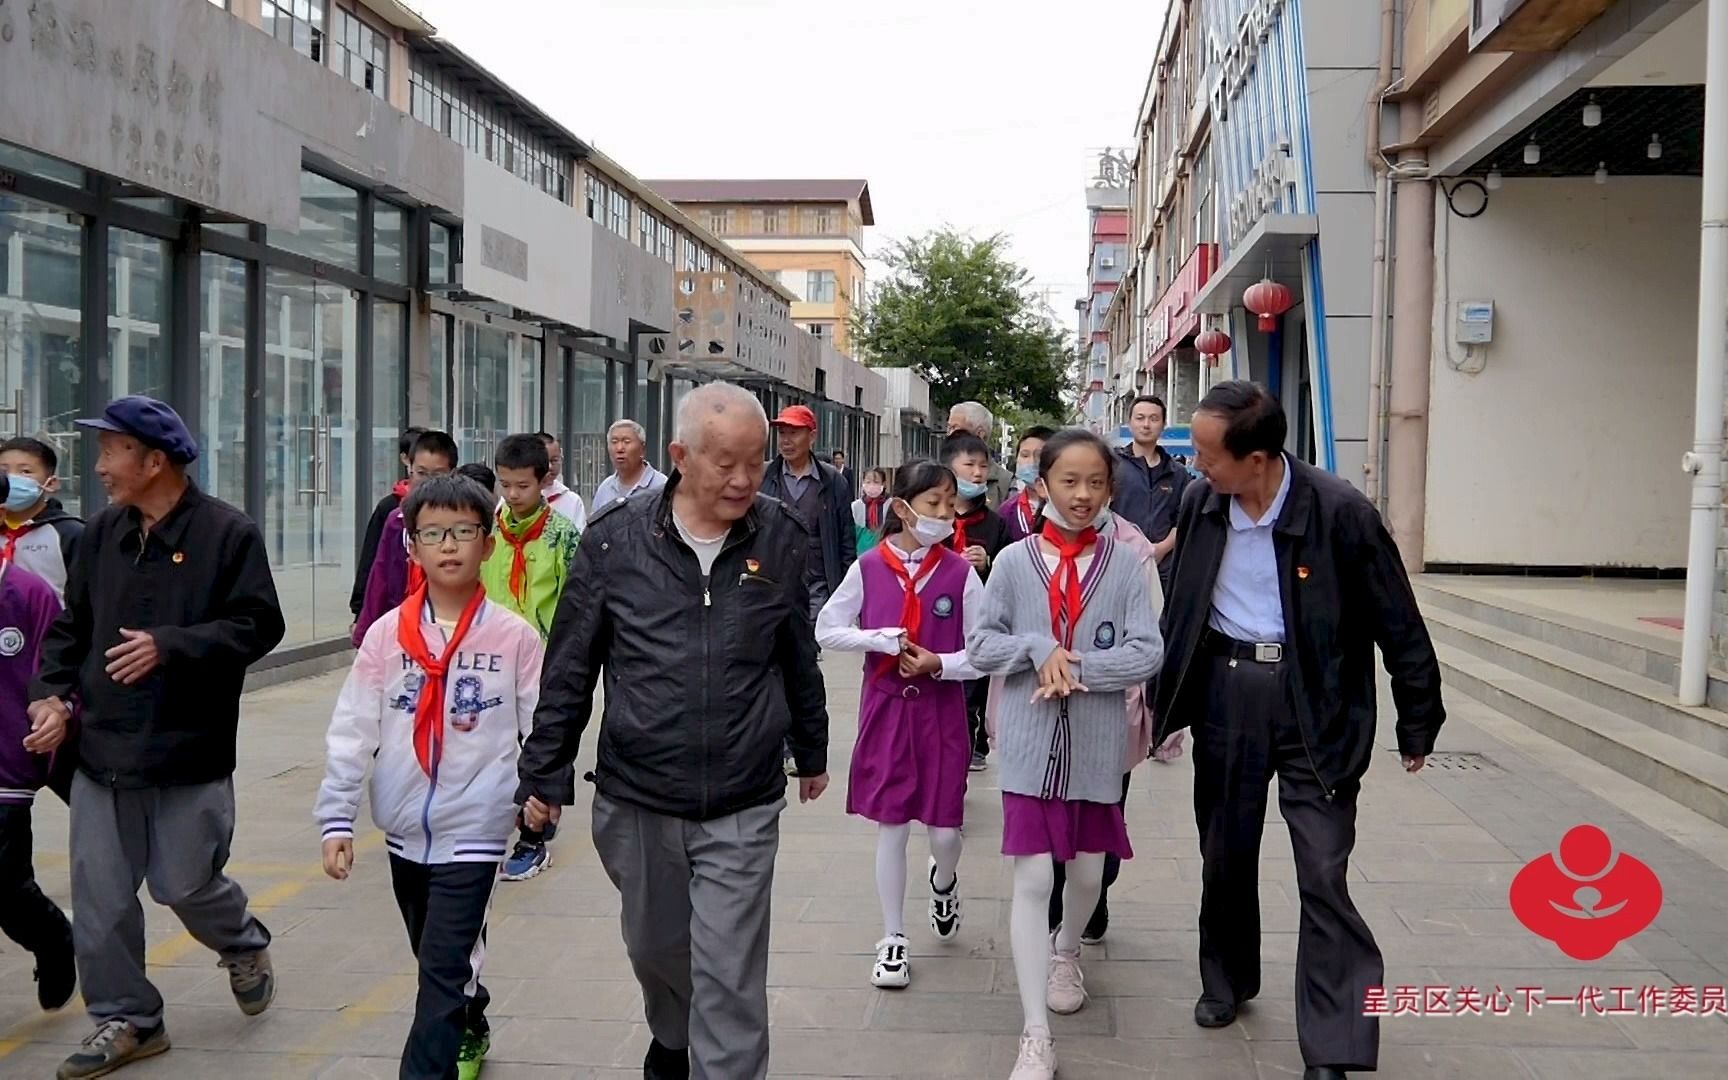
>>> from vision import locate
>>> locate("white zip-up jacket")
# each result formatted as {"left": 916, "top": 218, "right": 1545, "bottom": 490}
{"left": 315, "top": 599, "right": 544, "bottom": 865}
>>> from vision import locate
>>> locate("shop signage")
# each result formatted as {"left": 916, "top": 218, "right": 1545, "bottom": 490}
{"left": 1209, "top": 0, "right": 1286, "bottom": 122}
{"left": 0, "top": 0, "right": 300, "bottom": 227}
{"left": 1143, "top": 244, "right": 1218, "bottom": 366}
{"left": 1228, "top": 144, "right": 1293, "bottom": 248}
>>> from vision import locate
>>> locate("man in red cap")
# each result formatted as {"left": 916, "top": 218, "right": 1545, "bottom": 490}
{"left": 757, "top": 403, "right": 855, "bottom": 627}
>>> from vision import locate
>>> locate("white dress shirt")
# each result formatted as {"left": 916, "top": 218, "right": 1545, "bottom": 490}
{"left": 816, "top": 542, "right": 985, "bottom": 681}
{"left": 1208, "top": 454, "right": 1292, "bottom": 643}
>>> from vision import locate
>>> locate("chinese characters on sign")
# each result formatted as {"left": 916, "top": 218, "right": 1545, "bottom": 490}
{"left": 1363, "top": 984, "right": 1728, "bottom": 1019}
{"left": 1091, "top": 149, "right": 1131, "bottom": 189}
{"left": 6, "top": 0, "right": 225, "bottom": 204}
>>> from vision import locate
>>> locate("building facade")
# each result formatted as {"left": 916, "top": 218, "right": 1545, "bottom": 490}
{"left": 647, "top": 180, "right": 874, "bottom": 355}
{"left": 0, "top": 0, "right": 889, "bottom": 669}
{"left": 1076, "top": 175, "right": 1130, "bottom": 432}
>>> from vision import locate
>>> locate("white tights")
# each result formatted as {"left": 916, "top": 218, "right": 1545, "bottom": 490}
{"left": 1011, "top": 853, "right": 1105, "bottom": 1034}
{"left": 875, "top": 823, "right": 964, "bottom": 936}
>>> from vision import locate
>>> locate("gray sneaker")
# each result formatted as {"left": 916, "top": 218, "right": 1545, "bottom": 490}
{"left": 219, "top": 948, "right": 276, "bottom": 1016}
{"left": 57, "top": 1019, "right": 170, "bottom": 1079}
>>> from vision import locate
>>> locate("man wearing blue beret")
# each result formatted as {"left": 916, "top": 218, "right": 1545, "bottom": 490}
{"left": 26, "top": 396, "right": 287, "bottom": 1079}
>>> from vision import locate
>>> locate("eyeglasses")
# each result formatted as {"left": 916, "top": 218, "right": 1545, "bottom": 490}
{"left": 411, "top": 524, "right": 485, "bottom": 546}
{"left": 410, "top": 467, "right": 452, "bottom": 480}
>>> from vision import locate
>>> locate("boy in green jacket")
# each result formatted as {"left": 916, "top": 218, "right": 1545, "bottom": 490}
{"left": 482, "top": 434, "right": 579, "bottom": 881}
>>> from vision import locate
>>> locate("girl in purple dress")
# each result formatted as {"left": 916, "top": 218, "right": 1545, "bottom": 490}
{"left": 816, "top": 460, "right": 985, "bottom": 990}
{"left": 969, "top": 429, "right": 1165, "bottom": 1080}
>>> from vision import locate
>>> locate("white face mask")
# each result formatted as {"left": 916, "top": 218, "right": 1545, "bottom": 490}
{"left": 1042, "top": 502, "right": 1111, "bottom": 532}
{"left": 897, "top": 500, "right": 954, "bottom": 547}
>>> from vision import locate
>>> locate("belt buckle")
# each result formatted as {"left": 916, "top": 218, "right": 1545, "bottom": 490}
{"left": 1253, "top": 643, "right": 1283, "bottom": 663}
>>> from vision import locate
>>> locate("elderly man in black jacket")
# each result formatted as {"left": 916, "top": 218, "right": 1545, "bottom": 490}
{"left": 518, "top": 382, "right": 830, "bottom": 1080}
{"left": 1152, "top": 381, "right": 1444, "bottom": 1080}
{"left": 27, "top": 396, "right": 285, "bottom": 1080}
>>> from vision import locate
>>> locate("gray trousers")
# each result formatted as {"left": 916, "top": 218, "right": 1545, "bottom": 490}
{"left": 591, "top": 791, "right": 782, "bottom": 1080}
{"left": 70, "top": 772, "right": 271, "bottom": 1028}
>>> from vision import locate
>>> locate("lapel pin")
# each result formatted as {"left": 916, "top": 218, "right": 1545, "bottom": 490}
{"left": 1297, "top": 565, "right": 1310, "bottom": 580}
{"left": 172, "top": 552, "right": 185, "bottom": 565}
{"left": 745, "top": 559, "right": 760, "bottom": 574}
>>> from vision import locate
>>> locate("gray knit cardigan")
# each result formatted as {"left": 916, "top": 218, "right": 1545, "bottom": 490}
{"left": 967, "top": 535, "right": 1165, "bottom": 804}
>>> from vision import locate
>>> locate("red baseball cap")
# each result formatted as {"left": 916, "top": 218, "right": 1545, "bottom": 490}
{"left": 771, "top": 404, "right": 818, "bottom": 431}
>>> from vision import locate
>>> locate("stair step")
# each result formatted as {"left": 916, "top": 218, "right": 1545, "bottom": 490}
{"left": 1435, "top": 643, "right": 1728, "bottom": 827}
{"left": 1414, "top": 579, "right": 1679, "bottom": 685}
{"left": 1423, "top": 605, "right": 1728, "bottom": 757}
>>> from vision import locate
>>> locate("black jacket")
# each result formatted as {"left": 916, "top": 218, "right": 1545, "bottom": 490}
{"left": 517, "top": 474, "right": 830, "bottom": 821}
{"left": 351, "top": 489, "right": 404, "bottom": 616}
{"left": 31, "top": 483, "right": 286, "bottom": 788}
{"left": 1151, "top": 458, "right": 1445, "bottom": 790}
{"left": 947, "top": 502, "right": 1011, "bottom": 581}
{"left": 757, "top": 456, "right": 856, "bottom": 593}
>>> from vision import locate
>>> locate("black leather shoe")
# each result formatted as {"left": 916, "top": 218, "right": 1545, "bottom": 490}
{"left": 643, "top": 1038, "right": 690, "bottom": 1080}
{"left": 1304, "top": 1068, "right": 1347, "bottom": 1080}
{"left": 1193, "top": 996, "right": 1237, "bottom": 1028}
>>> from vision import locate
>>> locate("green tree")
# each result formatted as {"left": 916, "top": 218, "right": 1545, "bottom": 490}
{"left": 851, "top": 231, "right": 1071, "bottom": 420}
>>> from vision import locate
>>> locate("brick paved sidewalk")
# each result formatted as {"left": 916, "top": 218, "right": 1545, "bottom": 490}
{"left": 0, "top": 660, "right": 1723, "bottom": 1078}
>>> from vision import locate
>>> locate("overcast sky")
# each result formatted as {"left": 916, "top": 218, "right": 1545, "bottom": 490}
{"left": 412, "top": 0, "right": 1168, "bottom": 327}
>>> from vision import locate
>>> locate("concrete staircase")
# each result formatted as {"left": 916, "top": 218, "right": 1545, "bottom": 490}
{"left": 1415, "top": 578, "right": 1728, "bottom": 826}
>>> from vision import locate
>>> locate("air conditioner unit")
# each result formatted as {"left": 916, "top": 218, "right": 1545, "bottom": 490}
{"left": 1100, "top": 256, "right": 1116, "bottom": 269}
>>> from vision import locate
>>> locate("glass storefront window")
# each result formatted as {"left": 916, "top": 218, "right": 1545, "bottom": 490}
{"left": 274, "top": 171, "right": 362, "bottom": 271}
{"left": 515, "top": 336, "right": 542, "bottom": 435}
{"left": 263, "top": 269, "right": 357, "bottom": 649}
{"left": 106, "top": 229, "right": 170, "bottom": 402}
{"left": 0, "top": 193, "right": 84, "bottom": 517}
{"left": 569, "top": 351, "right": 607, "bottom": 500}
{"left": 374, "top": 205, "right": 406, "bottom": 284}
{"left": 546, "top": 345, "right": 566, "bottom": 474}
{"left": 427, "top": 312, "right": 451, "bottom": 428}
{"left": 456, "top": 321, "right": 512, "bottom": 467}
{"left": 0, "top": 143, "right": 84, "bottom": 188}
{"left": 199, "top": 253, "right": 247, "bottom": 509}
{"left": 428, "top": 223, "right": 453, "bottom": 285}
{"left": 372, "top": 301, "right": 405, "bottom": 501}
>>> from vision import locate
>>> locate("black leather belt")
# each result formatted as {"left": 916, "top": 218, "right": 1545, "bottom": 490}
{"left": 1201, "top": 629, "right": 1286, "bottom": 664}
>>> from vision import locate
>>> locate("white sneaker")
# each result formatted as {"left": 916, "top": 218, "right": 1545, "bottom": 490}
{"left": 1047, "top": 932, "right": 1087, "bottom": 1015}
{"left": 1009, "top": 1030, "right": 1057, "bottom": 1079}
{"left": 871, "top": 935, "right": 911, "bottom": 989}
{"left": 928, "top": 857, "right": 961, "bottom": 942}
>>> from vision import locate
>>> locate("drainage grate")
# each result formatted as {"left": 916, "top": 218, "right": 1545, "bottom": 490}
{"left": 1392, "top": 750, "right": 1500, "bottom": 773}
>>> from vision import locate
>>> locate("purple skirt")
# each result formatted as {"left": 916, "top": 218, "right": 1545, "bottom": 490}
{"left": 847, "top": 676, "right": 970, "bottom": 828}
{"left": 1001, "top": 794, "right": 1133, "bottom": 861}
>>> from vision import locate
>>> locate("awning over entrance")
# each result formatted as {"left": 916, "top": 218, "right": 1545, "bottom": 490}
{"left": 1193, "top": 213, "right": 1318, "bottom": 314}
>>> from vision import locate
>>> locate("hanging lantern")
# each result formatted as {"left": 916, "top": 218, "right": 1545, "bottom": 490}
{"left": 1243, "top": 278, "right": 1294, "bottom": 331}
{"left": 1194, "top": 328, "right": 1232, "bottom": 364}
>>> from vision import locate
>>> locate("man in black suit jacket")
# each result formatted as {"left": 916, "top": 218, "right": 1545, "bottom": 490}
{"left": 1152, "top": 381, "right": 1445, "bottom": 1080}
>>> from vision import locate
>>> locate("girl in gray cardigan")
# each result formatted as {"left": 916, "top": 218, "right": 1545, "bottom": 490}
{"left": 967, "top": 429, "right": 1164, "bottom": 1080}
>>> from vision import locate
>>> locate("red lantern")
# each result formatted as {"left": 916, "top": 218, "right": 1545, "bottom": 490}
{"left": 1243, "top": 278, "right": 1295, "bottom": 331}
{"left": 1194, "top": 328, "right": 1232, "bottom": 363}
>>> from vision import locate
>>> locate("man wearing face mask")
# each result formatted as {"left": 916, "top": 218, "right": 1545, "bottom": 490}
{"left": 0, "top": 437, "right": 85, "bottom": 606}
{"left": 940, "top": 435, "right": 1010, "bottom": 771}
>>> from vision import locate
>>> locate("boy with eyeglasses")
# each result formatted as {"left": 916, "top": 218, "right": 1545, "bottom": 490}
{"left": 317, "top": 473, "right": 544, "bottom": 1080}
{"left": 481, "top": 435, "right": 579, "bottom": 883}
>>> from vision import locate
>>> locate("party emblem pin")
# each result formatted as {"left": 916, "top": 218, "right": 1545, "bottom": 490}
{"left": 172, "top": 552, "right": 185, "bottom": 565}
{"left": 745, "top": 559, "right": 760, "bottom": 574}
{"left": 1297, "top": 565, "right": 1310, "bottom": 580}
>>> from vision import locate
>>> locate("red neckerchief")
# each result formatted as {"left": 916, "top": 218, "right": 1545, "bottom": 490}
{"left": 876, "top": 542, "right": 946, "bottom": 676}
{"left": 393, "top": 478, "right": 410, "bottom": 499}
{"left": 497, "top": 504, "right": 550, "bottom": 604}
{"left": 1040, "top": 522, "right": 1097, "bottom": 649}
{"left": 0, "top": 521, "right": 33, "bottom": 565}
{"left": 397, "top": 584, "right": 486, "bottom": 778}
{"left": 863, "top": 496, "right": 885, "bottom": 530}
{"left": 952, "top": 506, "right": 986, "bottom": 552}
